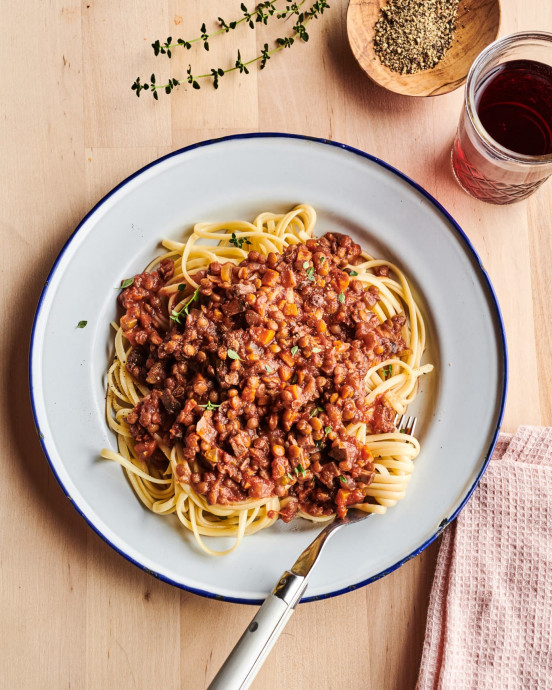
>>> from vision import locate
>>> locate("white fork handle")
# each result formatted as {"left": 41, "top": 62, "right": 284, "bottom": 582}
{"left": 208, "top": 573, "right": 307, "bottom": 690}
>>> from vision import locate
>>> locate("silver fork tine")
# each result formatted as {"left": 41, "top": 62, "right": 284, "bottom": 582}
{"left": 394, "top": 413, "right": 417, "bottom": 436}
{"left": 394, "top": 413, "right": 405, "bottom": 430}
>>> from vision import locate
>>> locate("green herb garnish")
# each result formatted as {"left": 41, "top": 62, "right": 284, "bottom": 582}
{"left": 312, "top": 347, "right": 321, "bottom": 353}
{"left": 337, "top": 292, "right": 345, "bottom": 303}
{"left": 324, "top": 425, "right": 332, "bottom": 435}
{"left": 198, "top": 401, "right": 221, "bottom": 411}
{"left": 119, "top": 278, "right": 134, "bottom": 289}
{"left": 348, "top": 269, "right": 358, "bottom": 277}
{"left": 297, "top": 464, "right": 306, "bottom": 476}
{"left": 265, "top": 364, "right": 273, "bottom": 373}
{"left": 320, "top": 256, "right": 326, "bottom": 265}
{"left": 306, "top": 267, "right": 315, "bottom": 281}
{"left": 170, "top": 287, "right": 200, "bottom": 323}
{"left": 229, "top": 233, "right": 252, "bottom": 249}
{"left": 291, "top": 345, "right": 299, "bottom": 356}
{"left": 338, "top": 476, "right": 346, "bottom": 483}
{"left": 302, "top": 261, "right": 310, "bottom": 269}
{"left": 309, "top": 405, "right": 324, "bottom": 418}
{"left": 132, "top": 1, "right": 331, "bottom": 99}
{"left": 383, "top": 365, "right": 393, "bottom": 379}
{"left": 227, "top": 349, "right": 241, "bottom": 360}
{"left": 77, "top": 320, "right": 87, "bottom": 329}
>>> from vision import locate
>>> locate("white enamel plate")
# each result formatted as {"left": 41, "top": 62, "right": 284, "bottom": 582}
{"left": 30, "top": 134, "right": 507, "bottom": 603}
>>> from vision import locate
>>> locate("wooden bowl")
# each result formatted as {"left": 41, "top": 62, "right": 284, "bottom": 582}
{"left": 347, "top": 0, "right": 501, "bottom": 96}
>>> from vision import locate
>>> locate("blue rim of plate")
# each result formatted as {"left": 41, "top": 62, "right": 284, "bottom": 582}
{"left": 29, "top": 132, "right": 508, "bottom": 605}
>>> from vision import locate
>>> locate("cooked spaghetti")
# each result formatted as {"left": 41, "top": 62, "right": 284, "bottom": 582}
{"left": 101, "top": 204, "right": 433, "bottom": 555}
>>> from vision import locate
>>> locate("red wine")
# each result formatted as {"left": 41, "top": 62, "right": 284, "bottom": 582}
{"left": 476, "top": 59, "right": 552, "bottom": 156}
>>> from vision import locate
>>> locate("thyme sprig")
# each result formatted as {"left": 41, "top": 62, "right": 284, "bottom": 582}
{"left": 152, "top": 2, "right": 297, "bottom": 57}
{"left": 198, "top": 401, "right": 221, "bottom": 411}
{"left": 131, "top": 0, "right": 330, "bottom": 100}
{"left": 230, "top": 233, "right": 252, "bottom": 249}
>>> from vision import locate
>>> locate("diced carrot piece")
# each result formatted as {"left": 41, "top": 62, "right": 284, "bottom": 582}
{"left": 336, "top": 273, "right": 350, "bottom": 291}
{"left": 361, "top": 446, "right": 373, "bottom": 461}
{"left": 251, "top": 327, "right": 276, "bottom": 346}
{"left": 316, "top": 320, "right": 327, "bottom": 334}
{"left": 281, "top": 269, "right": 297, "bottom": 288}
{"left": 120, "top": 315, "right": 137, "bottom": 330}
{"left": 278, "top": 365, "right": 293, "bottom": 382}
{"left": 287, "top": 384, "right": 301, "bottom": 400}
{"left": 336, "top": 489, "right": 350, "bottom": 505}
{"left": 282, "top": 409, "right": 299, "bottom": 426}
{"left": 262, "top": 269, "right": 280, "bottom": 286}
{"left": 283, "top": 302, "right": 298, "bottom": 316}
{"left": 280, "top": 351, "right": 295, "bottom": 367}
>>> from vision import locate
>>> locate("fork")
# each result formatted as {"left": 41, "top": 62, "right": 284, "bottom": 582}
{"left": 208, "top": 415, "right": 417, "bottom": 690}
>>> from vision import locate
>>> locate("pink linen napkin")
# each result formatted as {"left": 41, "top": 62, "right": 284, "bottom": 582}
{"left": 417, "top": 426, "right": 552, "bottom": 690}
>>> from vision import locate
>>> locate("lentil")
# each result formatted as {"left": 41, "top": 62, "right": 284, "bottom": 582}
{"left": 119, "top": 233, "right": 405, "bottom": 519}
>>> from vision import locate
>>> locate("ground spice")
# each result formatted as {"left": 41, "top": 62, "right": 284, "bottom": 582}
{"left": 374, "top": 0, "right": 460, "bottom": 74}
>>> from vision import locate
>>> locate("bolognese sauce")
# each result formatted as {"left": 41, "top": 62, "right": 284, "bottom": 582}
{"left": 119, "top": 233, "right": 406, "bottom": 521}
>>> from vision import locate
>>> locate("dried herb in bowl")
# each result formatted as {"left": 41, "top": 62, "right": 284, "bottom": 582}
{"left": 374, "top": 0, "right": 460, "bottom": 75}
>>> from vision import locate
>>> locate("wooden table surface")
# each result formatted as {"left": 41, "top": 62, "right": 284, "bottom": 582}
{"left": 2, "top": 1, "right": 551, "bottom": 688}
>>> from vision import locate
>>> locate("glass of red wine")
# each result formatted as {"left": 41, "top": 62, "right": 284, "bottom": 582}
{"left": 452, "top": 32, "right": 552, "bottom": 204}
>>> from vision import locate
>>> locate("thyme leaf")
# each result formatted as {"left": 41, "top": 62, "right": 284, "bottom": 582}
{"left": 309, "top": 405, "right": 324, "bottom": 417}
{"left": 198, "top": 401, "right": 221, "bottom": 411}
{"left": 229, "top": 233, "right": 252, "bottom": 249}
{"left": 170, "top": 287, "right": 200, "bottom": 323}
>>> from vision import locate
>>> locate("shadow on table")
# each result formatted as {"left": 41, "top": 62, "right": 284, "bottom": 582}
{"left": 5, "top": 223, "right": 159, "bottom": 591}
{"left": 7, "top": 238, "right": 89, "bottom": 555}
{"left": 324, "top": 6, "right": 428, "bottom": 118}
{"left": 7, "top": 218, "right": 195, "bottom": 603}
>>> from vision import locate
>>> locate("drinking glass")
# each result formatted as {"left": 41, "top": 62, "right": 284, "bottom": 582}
{"left": 452, "top": 32, "right": 552, "bottom": 204}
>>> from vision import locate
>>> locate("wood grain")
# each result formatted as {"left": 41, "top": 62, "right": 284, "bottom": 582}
{"left": 347, "top": 0, "right": 501, "bottom": 96}
{"left": 1, "top": 1, "right": 551, "bottom": 689}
